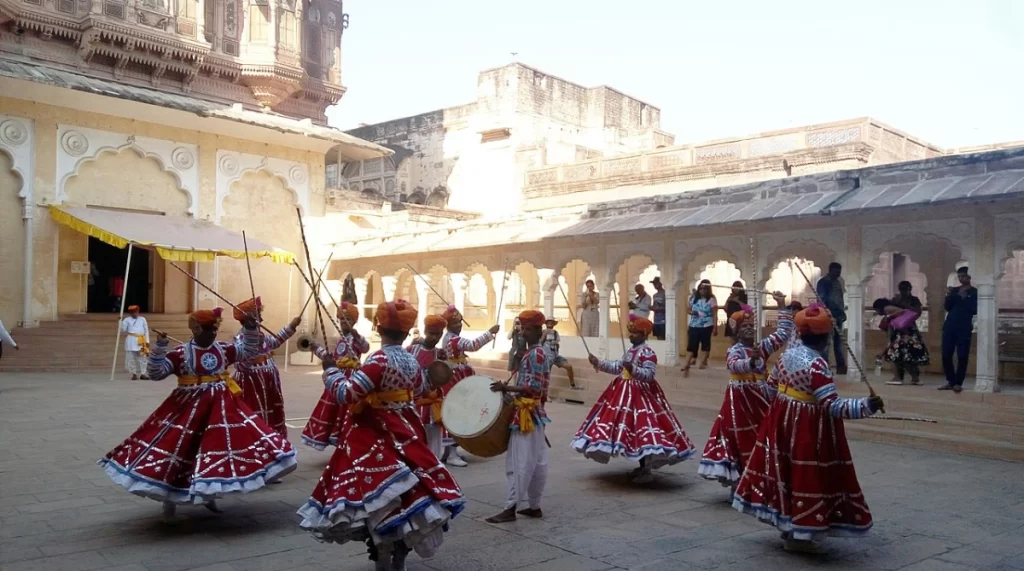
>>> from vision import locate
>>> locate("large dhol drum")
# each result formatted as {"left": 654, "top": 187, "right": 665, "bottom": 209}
{"left": 441, "top": 374, "right": 513, "bottom": 458}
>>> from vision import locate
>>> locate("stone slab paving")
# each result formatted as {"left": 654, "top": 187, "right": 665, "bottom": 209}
{"left": 2, "top": 369, "right": 1023, "bottom": 571}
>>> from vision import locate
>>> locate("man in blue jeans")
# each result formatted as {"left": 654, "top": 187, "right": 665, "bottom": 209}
{"left": 815, "top": 262, "right": 848, "bottom": 375}
{"left": 939, "top": 267, "right": 977, "bottom": 393}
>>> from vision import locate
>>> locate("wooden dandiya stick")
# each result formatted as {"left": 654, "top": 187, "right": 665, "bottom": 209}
{"left": 866, "top": 416, "right": 938, "bottom": 423}
{"left": 241, "top": 231, "right": 260, "bottom": 320}
{"left": 298, "top": 254, "right": 334, "bottom": 317}
{"left": 405, "top": 264, "right": 473, "bottom": 328}
{"left": 313, "top": 265, "right": 354, "bottom": 332}
{"left": 291, "top": 261, "right": 343, "bottom": 336}
{"left": 492, "top": 258, "right": 509, "bottom": 349}
{"left": 150, "top": 328, "right": 185, "bottom": 344}
{"left": 295, "top": 207, "right": 329, "bottom": 348}
{"left": 168, "top": 262, "right": 282, "bottom": 341}
{"left": 555, "top": 275, "right": 591, "bottom": 356}
{"left": 789, "top": 261, "right": 884, "bottom": 413}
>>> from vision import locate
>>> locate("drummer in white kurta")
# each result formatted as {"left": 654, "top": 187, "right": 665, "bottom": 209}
{"left": 120, "top": 305, "right": 150, "bottom": 380}
{"left": 486, "top": 309, "right": 550, "bottom": 524}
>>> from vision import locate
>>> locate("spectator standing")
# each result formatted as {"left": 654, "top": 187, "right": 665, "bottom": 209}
{"left": 815, "top": 262, "right": 848, "bottom": 375}
{"left": 651, "top": 277, "right": 667, "bottom": 340}
{"left": 939, "top": 267, "right": 977, "bottom": 393}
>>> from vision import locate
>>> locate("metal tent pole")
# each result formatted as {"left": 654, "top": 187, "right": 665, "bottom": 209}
{"left": 110, "top": 243, "right": 134, "bottom": 381}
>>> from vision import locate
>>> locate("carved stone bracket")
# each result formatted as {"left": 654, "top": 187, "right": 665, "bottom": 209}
{"left": 0, "top": 114, "right": 35, "bottom": 201}
{"left": 215, "top": 150, "right": 310, "bottom": 222}
{"left": 56, "top": 124, "right": 198, "bottom": 215}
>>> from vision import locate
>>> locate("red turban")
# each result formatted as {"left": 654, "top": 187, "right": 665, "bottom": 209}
{"left": 795, "top": 303, "right": 833, "bottom": 335}
{"left": 127, "top": 305, "right": 140, "bottom": 312}
{"left": 423, "top": 314, "right": 447, "bottom": 332}
{"left": 441, "top": 305, "right": 462, "bottom": 322}
{"left": 190, "top": 307, "right": 223, "bottom": 328}
{"left": 337, "top": 301, "right": 359, "bottom": 324}
{"left": 518, "top": 310, "right": 545, "bottom": 327}
{"left": 627, "top": 314, "right": 653, "bottom": 335}
{"left": 233, "top": 297, "right": 262, "bottom": 322}
{"left": 376, "top": 299, "right": 418, "bottom": 333}
{"left": 728, "top": 304, "right": 755, "bottom": 331}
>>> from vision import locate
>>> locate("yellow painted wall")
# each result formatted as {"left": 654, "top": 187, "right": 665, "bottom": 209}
{"left": 0, "top": 152, "right": 24, "bottom": 325}
{"left": 0, "top": 96, "right": 324, "bottom": 324}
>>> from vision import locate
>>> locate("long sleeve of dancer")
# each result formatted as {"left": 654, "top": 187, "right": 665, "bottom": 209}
{"left": 757, "top": 308, "right": 793, "bottom": 360}
{"left": 811, "top": 361, "right": 872, "bottom": 419}
{"left": 352, "top": 331, "right": 370, "bottom": 354}
{"left": 630, "top": 346, "right": 657, "bottom": 383}
{"left": 313, "top": 344, "right": 329, "bottom": 360}
{"left": 146, "top": 340, "right": 174, "bottom": 380}
{"left": 331, "top": 353, "right": 381, "bottom": 404}
{"left": 726, "top": 345, "right": 758, "bottom": 374}
{"left": 763, "top": 362, "right": 782, "bottom": 402}
{"left": 457, "top": 331, "right": 494, "bottom": 352}
{"left": 228, "top": 324, "right": 261, "bottom": 364}
{"left": 596, "top": 357, "right": 623, "bottom": 375}
{"left": 263, "top": 324, "right": 297, "bottom": 352}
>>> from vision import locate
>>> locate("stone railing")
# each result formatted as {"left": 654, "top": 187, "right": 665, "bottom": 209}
{"left": 524, "top": 118, "right": 943, "bottom": 191}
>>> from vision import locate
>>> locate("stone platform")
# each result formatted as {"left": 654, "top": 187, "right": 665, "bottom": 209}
{"left": 2, "top": 370, "right": 1024, "bottom": 570}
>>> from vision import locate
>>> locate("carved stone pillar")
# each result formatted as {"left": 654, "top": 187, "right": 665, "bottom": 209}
{"left": 354, "top": 278, "right": 368, "bottom": 310}
{"left": 491, "top": 270, "right": 506, "bottom": 328}
{"left": 975, "top": 282, "right": 999, "bottom": 392}
{"left": 599, "top": 286, "right": 611, "bottom": 359}
{"left": 537, "top": 269, "right": 555, "bottom": 317}
{"left": 380, "top": 276, "right": 397, "bottom": 303}
{"left": 450, "top": 273, "right": 467, "bottom": 322}
{"left": 664, "top": 287, "right": 679, "bottom": 366}
{"left": 844, "top": 282, "right": 865, "bottom": 382}
{"left": 415, "top": 279, "right": 431, "bottom": 333}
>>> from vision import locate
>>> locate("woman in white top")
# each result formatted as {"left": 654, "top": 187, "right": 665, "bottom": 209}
{"left": 0, "top": 319, "right": 18, "bottom": 360}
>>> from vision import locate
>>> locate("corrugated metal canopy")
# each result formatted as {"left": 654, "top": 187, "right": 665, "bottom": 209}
{"left": 826, "top": 170, "right": 1024, "bottom": 212}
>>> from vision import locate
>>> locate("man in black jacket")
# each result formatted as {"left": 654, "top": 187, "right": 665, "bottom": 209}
{"left": 939, "top": 267, "right": 978, "bottom": 393}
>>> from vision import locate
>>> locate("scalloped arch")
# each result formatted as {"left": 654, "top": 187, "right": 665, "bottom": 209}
{"left": 760, "top": 238, "right": 838, "bottom": 290}
{"left": 676, "top": 246, "right": 743, "bottom": 290}
{"left": 62, "top": 145, "right": 195, "bottom": 214}
{"left": 860, "top": 232, "right": 966, "bottom": 286}
{"left": 223, "top": 166, "right": 303, "bottom": 217}
{"left": 607, "top": 250, "right": 661, "bottom": 284}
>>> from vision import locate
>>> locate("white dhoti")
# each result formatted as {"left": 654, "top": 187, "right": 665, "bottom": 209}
{"left": 425, "top": 424, "right": 444, "bottom": 460}
{"left": 504, "top": 425, "right": 549, "bottom": 511}
{"left": 125, "top": 350, "right": 147, "bottom": 375}
{"left": 581, "top": 308, "right": 599, "bottom": 338}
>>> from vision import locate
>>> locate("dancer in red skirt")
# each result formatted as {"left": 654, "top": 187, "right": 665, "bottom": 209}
{"left": 298, "top": 300, "right": 464, "bottom": 571}
{"left": 732, "top": 303, "right": 884, "bottom": 553}
{"left": 408, "top": 314, "right": 449, "bottom": 460}
{"left": 99, "top": 308, "right": 297, "bottom": 519}
{"left": 576, "top": 315, "right": 695, "bottom": 484}
{"left": 232, "top": 297, "right": 300, "bottom": 438}
{"left": 439, "top": 305, "right": 500, "bottom": 467}
{"left": 301, "top": 302, "right": 369, "bottom": 450}
{"left": 698, "top": 291, "right": 792, "bottom": 489}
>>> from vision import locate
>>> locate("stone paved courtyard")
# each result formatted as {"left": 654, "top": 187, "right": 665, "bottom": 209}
{"left": 2, "top": 369, "right": 1024, "bottom": 571}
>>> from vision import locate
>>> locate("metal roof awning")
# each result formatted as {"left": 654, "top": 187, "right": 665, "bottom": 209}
{"left": 50, "top": 206, "right": 295, "bottom": 264}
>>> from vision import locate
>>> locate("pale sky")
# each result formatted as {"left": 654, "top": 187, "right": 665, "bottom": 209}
{"left": 326, "top": 0, "right": 1024, "bottom": 149}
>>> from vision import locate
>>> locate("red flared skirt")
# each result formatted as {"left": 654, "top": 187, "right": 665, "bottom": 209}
{"left": 297, "top": 407, "right": 465, "bottom": 557}
{"left": 99, "top": 382, "right": 297, "bottom": 504}
{"left": 235, "top": 360, "right": 287, "bottom": 438}
{"left": 698, "top": 381, "right": 771, "bottom": 485}
{"left": 570, "top": 377, "right": 695, "bottom": 468}
{"left": 732, "top": 397, "right": 873, "bottom": 540}
{"left": 302, "top": 386, "right": 350, "bottom": 451}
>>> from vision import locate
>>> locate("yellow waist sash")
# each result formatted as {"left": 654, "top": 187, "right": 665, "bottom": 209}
{"left": 251, "top": 354, "right": 272, "bottom": 365}
{"left": 177, "top": 373, "right": 241, "bottom": 395}
{"left": 136, "top": 335, "right": 150, "bottom": 355}
{"left": 513, "top": 397, "right": 540, "bottom": 433}
{"left": 778, "top": 384, "right": 815, "bottom": 403}
{"left": 351, "top": 388, "right": 413, "bottom": 414}
{"left": 414, "top": 389, "right": 444, "bottom": 422}
{"left": 337, "top": 357, "right": 360, "bottom": 370}
{"left": 730, "top": 373, "right": 764, "bottom": 383}
{"left": 447, "top": 357, "right": 469, "bottom": 365}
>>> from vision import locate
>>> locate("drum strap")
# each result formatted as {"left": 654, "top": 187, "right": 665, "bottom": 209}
{"left": 414, "top": 390, "right": 444, "bottom": 422}
{"left": 351, "top": 388, "right": 414, "bottom": 413}
{"left": 513, "top": 397, "right": 540, "bottom": 433}
{"left": 177, "top": 373, "right": 241, "bottom": 395}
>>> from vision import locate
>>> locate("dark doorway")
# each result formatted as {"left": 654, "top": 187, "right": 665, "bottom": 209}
{"left": 87, "top": 238, "right": 151, "bottom": 313}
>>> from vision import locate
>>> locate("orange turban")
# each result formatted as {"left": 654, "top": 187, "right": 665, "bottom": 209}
{"left": 376, "top": 299, "right": 418, "bottom": 333}
{"left": 190, "top": 307, "right": 223, "bottom": 328}
{"left": 728, "top": 304, "right": 755, "bottom": 332}
{"left": 127, "top": 305, "right": 140, "bottom": 312}
{"left": 423, "top": 314, "right": 447, "bottom": 332}
{"left": 795, "top": 303, "right": 833, "bottom": 335}
{"left": 233, "top": 297, "right": 262, "bottom": 322}
{"left": 337, "top": 301, "right": 359, "bottom": 325}
{"left": 627, "top": 314, "right": 653, "bottom": 335}
{"left": 441, "top": 305, "right": 461, "bottom": 322}
{"left": 518, "top": 310, "right": 545, "bottom": 327}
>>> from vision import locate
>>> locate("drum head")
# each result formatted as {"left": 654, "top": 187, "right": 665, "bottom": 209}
{"left": 442, "top": 375, "right": 503, "bottom": 439}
